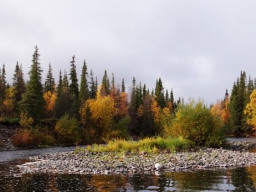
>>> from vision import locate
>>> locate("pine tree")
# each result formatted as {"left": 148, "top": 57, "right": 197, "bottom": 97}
{"left": 55, "top": 71, "right": 72, "bottom": 118}
{"left": 69, "top": 56, "right": 79, "bottom": 97}
{"left": 155, "top": 78, "right": 165, "bottom": 108}
{"left": 135, "top": 83, "right": 143, "bottom": 110}
{"left": 0, "top": 69, "right": 4, "bottom": 110}
{"left": 142, "top": 84, "right": 147, "bottom": 99}
{"left": 100, "top": 70, "right": 110, "bottom": 96}
{"left": 44, "top": 63, "right": 55, "bottom": 92}
{"left": 69, "top": 56, "right": 79, "bottom": 117}
{"left": 12, "top": 62, "right": 25, "bottom": 114}
{"left": 246, "top": 76, "right": 254, "bottom": 103}
{"left": 79, "top": 60, "right": 89, "bottom": 103}
{"left": 54, "top": 71, "right": 63, "bottom": 118}
{"left": 111, "top": 73, "right": 115, "bottom": 91}
{"left": 121, "top": 78, "right": 125, "bottom": 93}
{"left": 89, "top": 70, "right": 97, "bottom": 99}
{"left": 170, "top": 89, "right": 176, "bottom": 112}
{"left": 2, "top": 64, "right": 6, "bottom": 91}
{"left": 110, "top": 73, "right": 116, "bottom": 98}
{"left": 19, "top": 46, "right": 44, "bottom": 121}
{"left": 56, "top": 71, "right": 63, "bottom": 99}
{"left": 165, "top": 89, "right": 169, "bottom": 102}
{"left": 228, "top": 71, "right": 248, "bottom": 136}
{"left": 129, "top": 77, "right": 139, "bottom": 136}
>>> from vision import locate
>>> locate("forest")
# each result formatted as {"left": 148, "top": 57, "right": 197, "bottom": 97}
{"left": 0, "top": 46, "right": 256, "bottom": 148}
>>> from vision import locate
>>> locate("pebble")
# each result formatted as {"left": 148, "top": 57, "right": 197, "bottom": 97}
{"left": 17, "top": 147, "right": 256, "bottom": 175}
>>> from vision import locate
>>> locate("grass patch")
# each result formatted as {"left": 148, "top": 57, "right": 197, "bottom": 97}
{"left": 0, "top": 117, "right": 19, "bottom": 125}
{"left": 86, "top": 137, "right": 193, "bottom": 153}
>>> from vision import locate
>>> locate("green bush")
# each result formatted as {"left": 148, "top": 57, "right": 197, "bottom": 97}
{"left": 109, "top": 116, "right": 130, "bottom": 140}
{"left": 166, "top": 100, "right": 226, "bottom": 147}
{"left": 55, "top": 114, "right": 80, "bottom": 145}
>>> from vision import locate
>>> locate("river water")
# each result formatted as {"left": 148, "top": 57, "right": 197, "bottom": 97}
{"left": 1, "top": 145, "right": 256, "bottom": 191}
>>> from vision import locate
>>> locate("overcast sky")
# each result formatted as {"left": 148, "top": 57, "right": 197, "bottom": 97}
{"left": 1, "top": 0, "right": 256, "bottom": 104}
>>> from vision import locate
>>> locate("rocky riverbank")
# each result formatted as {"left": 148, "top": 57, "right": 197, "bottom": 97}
{"left": 0, "top": 126, "right": 16, "bottom": 151}
{"left": 18, "top": 147, "right": 256, "bottom": 175}
{"left": 228, "top": 140, "right": 256, "bottom": 151}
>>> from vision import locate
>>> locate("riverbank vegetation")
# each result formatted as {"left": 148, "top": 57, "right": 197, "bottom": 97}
{"left": 0, "top": 47, "right": 256, "bottom": 149}
{"left": 86, "top": 137, "right": 193, "bottom": 153}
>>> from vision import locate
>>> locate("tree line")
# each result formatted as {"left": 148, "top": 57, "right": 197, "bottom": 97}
{"left": 1, "top": 47, "right": 256, "bottom": 147}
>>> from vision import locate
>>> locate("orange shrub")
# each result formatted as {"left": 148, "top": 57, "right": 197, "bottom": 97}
{"left": 12, "top": 128, "right": 56, "bottom": 147}
{"left": 12, "top": 129, "right": 33, "bottom": 147}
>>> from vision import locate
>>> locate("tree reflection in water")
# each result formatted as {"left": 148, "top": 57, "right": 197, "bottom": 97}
{"left": 1, "top": 166, "right": 256, "bottom": 191}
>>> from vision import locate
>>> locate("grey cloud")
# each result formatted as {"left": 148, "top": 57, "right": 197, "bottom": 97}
{"left": 1, "top": 0, "right": 256, "bottom": 104}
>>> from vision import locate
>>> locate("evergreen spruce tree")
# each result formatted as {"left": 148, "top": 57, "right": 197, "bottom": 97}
{"left": 155, "top": 78, "right": 165, "bottom": 108}
{"left": 2, "top": 64, "right": 6, "bottom": 91}
{"left": 228, "top": 71, "right": 248, "bottom": 136}
{"left": 55, "top": 71, "right": 72, "bottom": 118}
{"left": 79, "top": 60, "right": 89, "bottom": 103}
{"left": 110, "top": 73, "right": 116, "bottom": 98}
{"left": 111, "top": 73, "right": 115, "bottom": 91}
{"left": 121, "top": 78, "right": 125, "bottom": 93}
{"left": 129, "top": 77, "right": 139, "bottom": 136}
{"left": 100, "top": 70, "right": 110, "bottom": 96}
{"left": 89, "top": 70, "right": 97, "bottom": 99}
{"left": 44, "top": 63, "right": 55, "bottom": 92}
{"left": 170, "top": 89, "right": 176, "bottom": 112}
{"left": 56, "top": 71, "right": 63, "bottom": 99}
{"left": 142, "top": 84, "right": 147, "bottom": 99}
{"left": 0, "top": 69, "right": 4, "bottom": 110}
{"left": 69, "top": 56, "right": 79, "bottom": 117}
{"left": 19, "top": 46, "right": 44, "bottom": 121}
{"left": 135, "top": 83, "right": 143, "bottom": 109}
{"left": 13, "top": 62, "right": 25, "bottom": 114}
{"left": 55, "top": 71, "right": 63, "bottom": 118}
{"left": 246, "top": 76, "right": 255, "bottom": 103}
{"left": 165, "top": 89, "right": 169, "bottom": 102}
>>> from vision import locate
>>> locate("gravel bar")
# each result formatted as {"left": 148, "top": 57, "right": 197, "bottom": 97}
{"left": 17, "top": 147, "right": 256, "bottom": 175}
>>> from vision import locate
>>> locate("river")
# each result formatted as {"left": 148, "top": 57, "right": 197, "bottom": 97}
{"left": 1, "top": 145, "right": 256, "bottom": 191}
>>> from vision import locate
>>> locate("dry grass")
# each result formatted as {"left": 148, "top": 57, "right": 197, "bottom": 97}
{"left": 86, "top": 137, "right": 193, "bottom": 153}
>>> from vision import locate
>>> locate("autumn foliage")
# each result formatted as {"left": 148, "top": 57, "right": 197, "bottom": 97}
{"left": 55, "top": 114, "right": 79, "bottom": 145}
{"left": 5, "top": 47, "right": 253, "bottom": 148}
{"left": 244, "top": 90, "right": 256, "bottom": 131}
{"left": 80, "top": 91, "right": 115, "bottom": 142}
{"left": 166, "top": 100, "right": 226, "bottom": 146}
{"left": 43, "top": 91, "right": 56, "bottom": 113}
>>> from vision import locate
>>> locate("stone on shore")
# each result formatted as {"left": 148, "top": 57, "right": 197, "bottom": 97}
{"left": 17, "top": 147, "right": 256, "bottom": 175}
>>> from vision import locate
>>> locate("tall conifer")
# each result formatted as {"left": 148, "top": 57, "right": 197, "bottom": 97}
{"left": 19, "top": 46, "right": 44, "bottom": 121}
{"left": 155, "top": 78, "right": 165, "bottom": 108}
{"left": 69, "top": 56, "right": 79, "bottom": 117}
{"left": 121, "top": 78, "right": 125, "bottom": 93}
{"left": 229, "top": 71, "right": 248, "bottom": 136}
{"left": 100, "top": 70, "right": 110, "bottom": 96}
{"left": 44, "top": 63, "right": 55, "bottom": 92}
{"left": 79, "top": 60, "right": 89, "bottom": 103}
{"left": 13, "top": 62, "right": 25, "bottom": 113}
{"left": 89, "top": 70, "right": 97, "bottom": 99}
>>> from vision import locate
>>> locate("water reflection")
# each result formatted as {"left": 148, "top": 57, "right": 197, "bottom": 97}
{"left": 1, "top": 165, "right": 256, "bottom": 192}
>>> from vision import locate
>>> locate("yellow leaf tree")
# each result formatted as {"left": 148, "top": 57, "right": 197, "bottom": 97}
{"left": 43, "top": 91, "right": 57, "bottom": 115}
{"left": 80, "top": 91, "right": 114, "bottom": 142}
{"left": 3, "top": 86, "right": 16, "bottom": 116}
{"left": 244, "top": 89, "right": 256, "bottom": 131}
{"left": 151, "top": 98, "right": 161, "bottom": 124}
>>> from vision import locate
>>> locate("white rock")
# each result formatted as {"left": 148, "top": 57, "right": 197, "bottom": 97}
{"left": 154, "top": 163, "right": 163, "bottom": 170}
